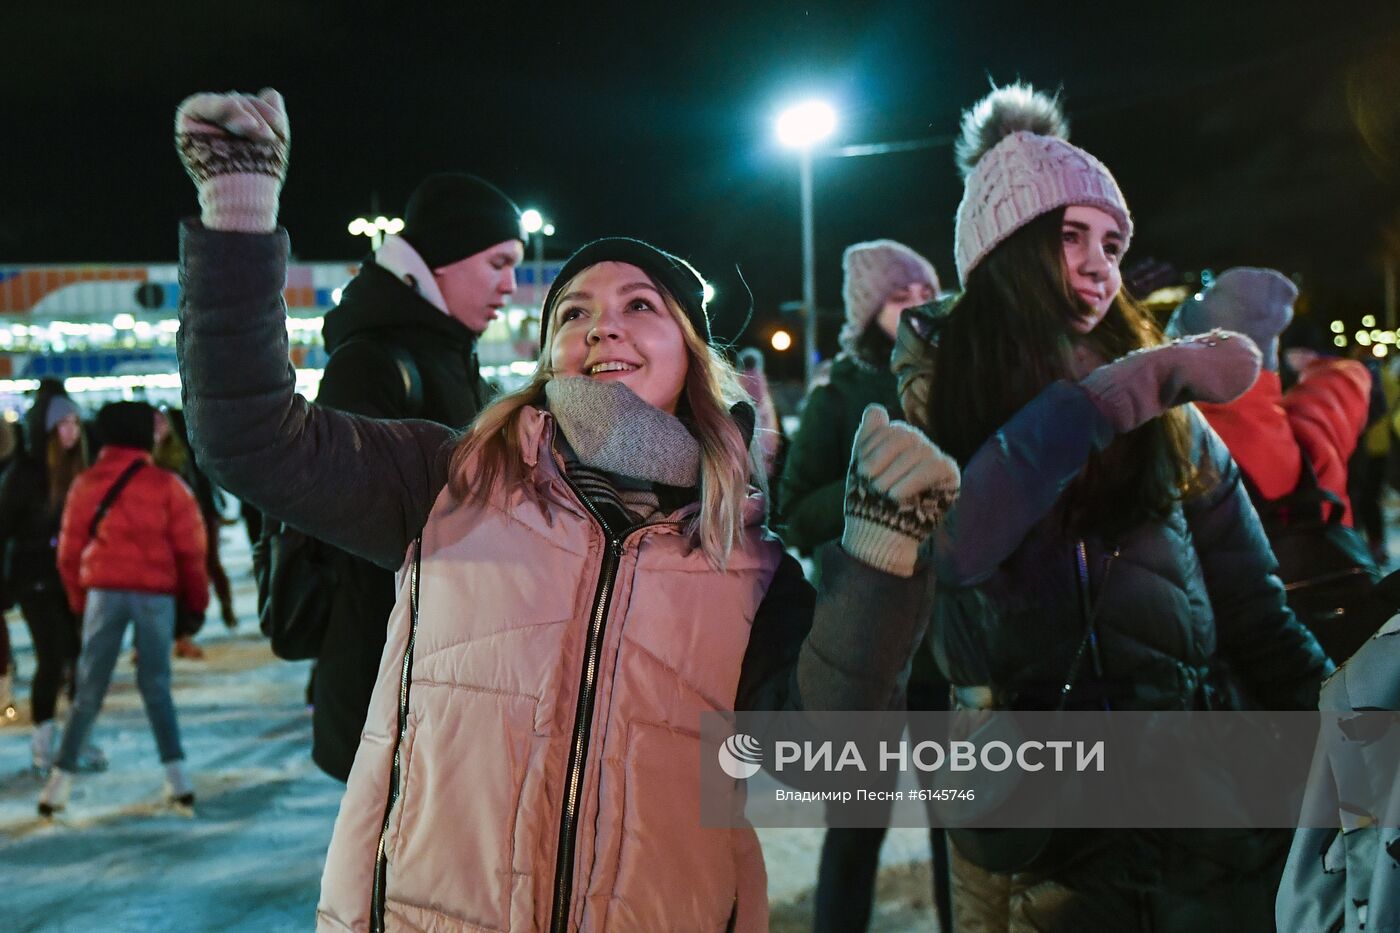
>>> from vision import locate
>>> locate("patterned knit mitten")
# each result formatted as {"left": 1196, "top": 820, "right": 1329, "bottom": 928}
{"left": 842, "top": 404, "right": 960, "bottom": 577}
{"left": 175, "top": 88, "right": 289, "bottom": 232}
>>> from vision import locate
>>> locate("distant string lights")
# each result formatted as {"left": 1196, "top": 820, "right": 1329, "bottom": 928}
{"left": 1329, "top": 316, "right": 1393, "bottom": 357}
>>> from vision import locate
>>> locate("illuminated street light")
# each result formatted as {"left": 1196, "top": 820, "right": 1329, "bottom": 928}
{"left": 521, "top": 209, "right": 556, "bottom": 297}
{"left": 348, "top": 215, "right": 405, "bottom": 250}
{"left": 776, "top": 99, "right": 837, "bottom": 387}
{"left": 771, "top": 329, "right": 793, "bottom": 352}
{"left": 776, "top": 101, "right": 837, "bottom": 149}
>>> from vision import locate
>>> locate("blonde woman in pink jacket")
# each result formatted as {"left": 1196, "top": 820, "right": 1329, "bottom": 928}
{"left": 172, "top": 89, "right": 960, "bottom": 931}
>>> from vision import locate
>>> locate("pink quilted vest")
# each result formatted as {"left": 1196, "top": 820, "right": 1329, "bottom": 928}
{"left": 317, "top": 407, "right": 783, "bottom": 932}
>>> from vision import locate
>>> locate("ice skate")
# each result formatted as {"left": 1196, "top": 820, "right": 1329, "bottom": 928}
{"left": 74, "top": 742, "right": 108, "bottom": 773}
{"left": 37, "top": 767, "right": 72, "bottom": 817}
{"left": 31, "top": 720, "right": 57, "bottom": 776}
{"left": 164, "top": 760, "right": 195, "bottom": 809}
{"left": 173, "top": 636, "right": 205, "bottom": 660}
{"left": 0, "top": 668, "right": 17, "bottom": 724}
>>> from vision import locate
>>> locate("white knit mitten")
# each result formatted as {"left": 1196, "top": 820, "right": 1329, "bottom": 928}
{"left": 842, "top": 404, "right": 960, "bottom": 577}
{"left": 175, "top": 88, "right": 289, "bottom": 232}
{"left": 1078, "top": 329, "right": 1261, "bottom": 433}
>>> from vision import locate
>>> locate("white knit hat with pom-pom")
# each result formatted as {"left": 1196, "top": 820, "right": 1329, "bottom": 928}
{"left": 953, "top": 83, "right": 1132, "bottom": 284}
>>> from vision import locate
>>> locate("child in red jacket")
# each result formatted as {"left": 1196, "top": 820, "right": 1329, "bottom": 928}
{"left": 38, "top": 401, "right": 209, "bottom": 816}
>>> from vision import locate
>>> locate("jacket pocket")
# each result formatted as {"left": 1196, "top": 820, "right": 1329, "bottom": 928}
{"left": 610, "top": 721, "right": 737, "bottom": 932}
{"left": 385, "top": 684, "right": 537, "bottom": 932}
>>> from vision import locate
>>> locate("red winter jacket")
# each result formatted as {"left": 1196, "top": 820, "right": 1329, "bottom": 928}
{"left": 1195, "top": 360, "right": 1371, "bottom": 525}
{"left": 57, "top": 446, "right": 210, "bottom": 616}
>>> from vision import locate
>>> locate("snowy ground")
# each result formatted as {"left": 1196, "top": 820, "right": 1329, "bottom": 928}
{"left": 0, "top": 527, "right": 944, "bottom": 932}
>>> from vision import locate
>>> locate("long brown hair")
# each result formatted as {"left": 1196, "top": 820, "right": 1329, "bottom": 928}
{"left": 448, "top": 266, "right": 756, "bottom": 567}
{"left": 46, "top": 424, "right": 88, "bottom": 511}
{"left": 927, "top": 210, "right": 1201, "bottom": 537}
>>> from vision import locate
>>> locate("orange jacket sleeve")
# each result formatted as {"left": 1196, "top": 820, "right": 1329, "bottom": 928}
{"left": 1283, "top": 359, "right": 1372, "bottom": 525}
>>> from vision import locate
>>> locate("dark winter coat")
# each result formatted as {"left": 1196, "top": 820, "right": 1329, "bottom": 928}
{"left": 0, "top": 400, "right": 72, "bottom": 603}
{"left": 932, "top": 379, "right": 1331, "bottom": 712}
{"left": 931, "top": 380, "right": 1333, "bottom": 928}
{"left": 779, "top": 353, "right": 902, "bottom": 555}
{"left": 308, "top": 257, "right": 496, "bottom": 782}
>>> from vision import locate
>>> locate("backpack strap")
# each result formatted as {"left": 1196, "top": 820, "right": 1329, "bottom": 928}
{"left": 335, "top": 338, "right": 424, "bottom": 418}
{"left": 1239, "top": 449, "right": 1344, "bottom": 527}
{"left": 88, "top": 460, "right": 147, "bottom": 538}
{"left": 381, "top": 343, "right": 424, "bottom": 418}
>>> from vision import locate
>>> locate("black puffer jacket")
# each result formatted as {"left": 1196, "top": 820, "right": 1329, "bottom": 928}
{"left": 931, "top": 379, "right": 1332, "bottom": 712}
{"left": 318, "top": 258, "right": 491, "bottom": 424}
{"left": 779, "top": 352, "right": 902, "bottom": 555}
{"left": 303, "top": 257, "right": 496, "bottom": 781}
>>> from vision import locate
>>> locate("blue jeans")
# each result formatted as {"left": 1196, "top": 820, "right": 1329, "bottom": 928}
{"left": 55, "top": 589, "right": 184, "bottom": 770}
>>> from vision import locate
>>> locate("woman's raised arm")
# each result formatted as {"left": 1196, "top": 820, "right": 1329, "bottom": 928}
{"left": 175, "top": 90, "right": 454, "bottom": 569}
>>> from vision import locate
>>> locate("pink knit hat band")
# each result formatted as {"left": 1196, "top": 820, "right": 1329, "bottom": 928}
{"left": 954, "top": 131, "right": 1132, "bottom": 284}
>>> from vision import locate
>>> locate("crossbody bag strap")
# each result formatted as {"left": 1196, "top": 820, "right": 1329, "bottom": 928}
{"left": 88, "top": 460, "right": 147, "bottom": 539}
{"left": 1057, "top": 541, "right": 1119, "bottom": 711}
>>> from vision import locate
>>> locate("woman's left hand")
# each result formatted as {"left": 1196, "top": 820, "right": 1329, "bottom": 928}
{"left": 842, "top": 404, "right": 960, "bottom": 577}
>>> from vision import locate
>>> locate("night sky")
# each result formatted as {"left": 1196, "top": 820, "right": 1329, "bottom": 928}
{"left": 5, "top": 1, "right": 1399, "bottom": 365}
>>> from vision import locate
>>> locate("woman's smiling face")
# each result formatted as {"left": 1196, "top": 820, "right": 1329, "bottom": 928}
{"left": 548, "top": 262, "right": 690, "bottom": 414}
{"left": 1061, "top": 204, "right": 1126, "bottom": 334}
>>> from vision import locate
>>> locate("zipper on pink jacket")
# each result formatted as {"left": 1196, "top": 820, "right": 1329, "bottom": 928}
{"left": 549, "top": 475, "right": 648, "bottom": 933}
{"left": 370, "top": 537, "right": 422, "bottom": 932}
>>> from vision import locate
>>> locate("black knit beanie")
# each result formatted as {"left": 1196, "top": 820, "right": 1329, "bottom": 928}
{"left": 96, "top": 401, "right": 156, "bottom": 452}
{"left": 539, "top": 237, "right": 710, "bottom": 348}
{"left": 400, "top": 173, "right": 524, "bottom": 270}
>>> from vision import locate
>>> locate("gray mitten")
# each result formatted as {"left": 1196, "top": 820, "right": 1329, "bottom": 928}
{"left": 843, "top": 404, "right": 960, "bottom": 577}
{"left": 1078, "top": 329, "right": 1261, "bottom": 433}
{"left": 175, "top": 88, "right": 289, "bottom": 232}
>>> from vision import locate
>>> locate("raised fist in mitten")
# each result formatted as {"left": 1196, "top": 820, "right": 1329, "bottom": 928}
{"left": 1077, "top": 329, "right": 1262, "bottom": 433}
{"left": 842, "top": 404, "right": 960, "bottom": 577}
{"left": 175, "top": 88, "right": 289, "bottom": 232}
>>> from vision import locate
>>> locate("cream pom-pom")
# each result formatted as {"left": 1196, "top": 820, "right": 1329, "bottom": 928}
{"left": 954, "top": 82, "right": 1069, "bottom": 179}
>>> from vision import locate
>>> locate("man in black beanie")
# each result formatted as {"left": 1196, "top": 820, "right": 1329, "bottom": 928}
{"left": 300, "top": 171, "right": 525, "bottom": 781}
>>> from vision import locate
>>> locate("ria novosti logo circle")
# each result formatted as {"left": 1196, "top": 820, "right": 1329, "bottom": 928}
{"left": 718, "top": 733, "right": 763, "bottom": 779}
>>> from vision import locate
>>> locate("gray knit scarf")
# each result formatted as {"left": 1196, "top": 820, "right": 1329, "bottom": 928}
{"left": 544, "top": 376, "right": 701, "bottom": 487}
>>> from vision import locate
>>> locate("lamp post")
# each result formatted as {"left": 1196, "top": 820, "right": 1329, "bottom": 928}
{"left": 776, "top": 100, "right": 836, "bottom": 387}
{"left": 520, "top": 209, "right": 555, "bottom": 304}
{"left": 347, "top": 215, "right": 404, "bottom": 251}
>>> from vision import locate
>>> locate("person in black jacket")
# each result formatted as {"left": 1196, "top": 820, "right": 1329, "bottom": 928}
{"left": 0, "top": 386, "right": 89, "bottom": 773}
{"left": 307, "top": 171, "right": 525, "bottom": 781}
{"left": 779, "top": 240, "right": 953, "bottom": 933}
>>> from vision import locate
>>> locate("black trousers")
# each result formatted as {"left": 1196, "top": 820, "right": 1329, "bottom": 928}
{"left": 814, "top": 677, "right": 954, "bottom": 932}
{"left": 18, "top": 588, "right": 80, "bottom": 724}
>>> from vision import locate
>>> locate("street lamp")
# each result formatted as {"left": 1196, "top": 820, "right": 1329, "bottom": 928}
{"left": 776, "top": 100, "right": 836, "bottom": 387}
{"left": 348, "top": 215, "right": 404, "bottom": 250}
{"left": 520, "top": 208, "right": 555, "bottom": 299}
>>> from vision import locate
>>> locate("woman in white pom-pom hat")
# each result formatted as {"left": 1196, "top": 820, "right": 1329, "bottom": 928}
{"left": 890, "top": 82, "right": 1332, "bottom": 931}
